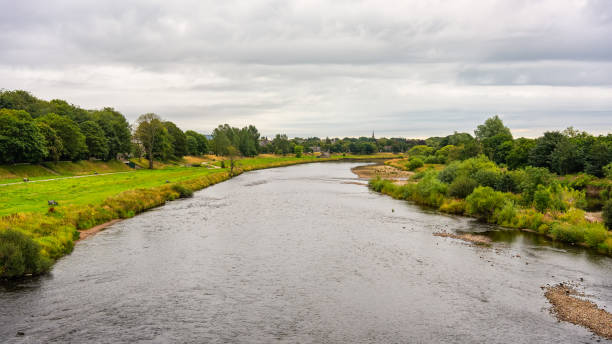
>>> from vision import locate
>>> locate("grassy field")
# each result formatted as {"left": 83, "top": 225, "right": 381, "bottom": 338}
{"left": 0, "top": 167, "right": 221, "bottom": 216}
{"left": 0, "top": 160, "right": 131, "bottom": 184}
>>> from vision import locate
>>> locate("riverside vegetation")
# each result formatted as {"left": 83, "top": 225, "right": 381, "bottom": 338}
{"left": 369, "top": 117, "right": 612, "bottom": 255}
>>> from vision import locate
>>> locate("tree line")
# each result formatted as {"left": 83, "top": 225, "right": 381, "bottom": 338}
{"left": 1, "top": 90, "right": 610, "bottom": 177}
{"left": 0, "top": 90, "right": 209, "bottom": 165}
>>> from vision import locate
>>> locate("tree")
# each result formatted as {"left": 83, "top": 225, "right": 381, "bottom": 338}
{"left": 185, "top": 130, "right": 209, "bottom": 155}
{"left": 133, "top": 113, "right": 166, "bottom": 169}
{"left": 212, "top": 126, "right": 232, "bottom": 155}
{"left": 0, "top": 109, "right": 46, "bottom": 163}
{"left": 475, "top": 116, "right": 513, "bottom": 163}
{"left": 79, "top": 120, "right": 109, "bottom": 159}
{"left": 92, "top": 107, "right": 132, "bottom": 160}
{"left": 36, "top": 122, "right": 62, "bottom": 161}
{"left": 529, "top": 131, "right": 566, "bottom": 169}
{"left": 294, "top": 145, "right": 304, "bottom": 158}
{"left": 584, "top": 135, "right": 612, "bottom": 177}
{"left": 163, "top": 121, "right": 188, "bottom": 159}
{"left": 272, "top": 134, "right": 291, "bottom": 155}
{"left": 506, "top": 138, "right": 536, "bottom": 169}
{"left": 227, "top": 145, "right": 239, "bottom": 176}
{"left": 37, "top": 113, "right": 87, "bottom": 160}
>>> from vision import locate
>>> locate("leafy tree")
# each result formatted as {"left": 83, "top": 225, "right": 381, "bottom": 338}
{"left": 227, "top": 145, "right": 239, "bottom": 176}
{"left": 37, "top": 113, "right": 86, "bottom": 161}
{"left": 237, "top": 125, "right": 260, "bottom": 157}
{"left": 185, "top": 130, "right": 209, "bottom": 155}
{"left": 272, "top": 134, "right": 291, "bottom": 155}
{"left": 584, "top": 135, "right": 612, "bottom": 177}
{"left": 133, "top": 113, "right": 166, "bottom": 169}
{"left": 528, "top": 131, "right": 565, "bottom": 169}
{"left": 294, "top": 145, "right": 304, "bottom": 158}
{"left": 186, "top": 135, "right": 199, "bottom": 155}
{"left": 163, "top": 121, "right": 188, "bottom": 159}
{"left": 408, "top": 145, "right": 434, "bottom": 156}
{"left": 36, "top": 122, "right": 62, "bottom": 161}
{"left": 212, "top": 126, "right": 232, "bottom": 155}
{"left": 550, "top": 138, "right": 583, "bottom": 175}
{"left": 506, "top": 138, "right": 536, "bottom": 169}
{"left": 79, "top": 120, "right": 109, "bottom": 159}
{"left": 0, "top": 109, "right": 47, "bottom": 163}
{"left": 474, "top": 116, "right": 513, "bottom": 163}
{"left": 92, "top": 108, "right": 131, "bottom": 160}
{"left": 0, "top": 90, "right": 46, "bottom": 117}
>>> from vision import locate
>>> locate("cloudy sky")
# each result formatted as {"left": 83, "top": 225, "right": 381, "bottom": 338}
{"left": 1, "top": 0, "right": 611, "bottom": 138}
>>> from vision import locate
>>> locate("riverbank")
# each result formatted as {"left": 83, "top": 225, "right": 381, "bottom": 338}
{"left": 0, "top": 154, "right": 399, "bottom": 279}
{"left": 544, "top": 283, "right": 612, "bottom": 340}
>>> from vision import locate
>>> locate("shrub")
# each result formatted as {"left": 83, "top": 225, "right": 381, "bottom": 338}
{"left": 172, "top": 184, "right": 194, "bottom": 198}
{"left": 549, "top": 223, "right": 584, "bottom": 244}
{"left": 437, "top": 161, "right": 460, "bottom": 183}
{"left": 473, "top": 169, "right": 501, "bottom": 188}
{"left": 465, "top": 186, "right": 507, "bottom": 220}
{"left": 405, "top": 157, "right": 424, "bottom": 171}
{"left": 424, "top": 155, "right": 442, "bottom": 164}
{"left": 439, "top": 199, "right": 466, "bottom": 214}
{"left": 493, "top": 201, "right": 518, "bottom": 226}
{"left": 603, "top": 163, "right": 612, "bottom": 178}
{"left": 584, "top": 223, "right": 608, "bottom": 248}
{"left": 603, "top": 199, "right": 612, "bottom": 229}
{"left": 0, "top": 229, "right": 52, "bottom": 279}
{"left": 533, "top": 185, "right": 553, "bottom": 213}
{"left": 448, "top": 176, "right": 478, "bottom": 198}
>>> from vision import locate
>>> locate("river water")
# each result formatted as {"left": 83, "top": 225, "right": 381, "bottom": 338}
{"left": 1, "top": 162, "right": 611, "bottom": 343}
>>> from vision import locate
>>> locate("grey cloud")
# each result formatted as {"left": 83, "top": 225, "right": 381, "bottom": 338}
{"left": 0, "top": 0, "right": 610, "bottom": 138}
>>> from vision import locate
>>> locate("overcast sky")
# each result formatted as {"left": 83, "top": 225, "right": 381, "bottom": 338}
{"left": 1, "top": 0, "right": 611, "bottom": 138}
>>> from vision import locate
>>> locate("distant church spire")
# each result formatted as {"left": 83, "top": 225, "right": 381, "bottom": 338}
{"left": 372, "top": 131, "right": 375, "bottom": 139}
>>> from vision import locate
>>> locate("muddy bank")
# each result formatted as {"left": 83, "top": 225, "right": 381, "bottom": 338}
{"left": 351, "top": 164, "right": 413, "bottom": 180}
{"left": 544, "top": 283, "right": 612, "bottom": 340}
{"left": 78, "top": 219, "right": 123, "bottom": 241}
{"left": 433, "top": 232, "right": 492, "bottom": 245}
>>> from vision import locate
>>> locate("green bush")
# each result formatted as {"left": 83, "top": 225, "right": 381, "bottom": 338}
{"left": 549, "top": 223, "right": 584, "bottom": 244}
{"left": 465, "top": 186, "right": 507, "bottom": 220}
{"left": 603, "top": 163, "right": 612, "bottom": 178}
{"left": 493, "top": 201, "right": 518, "bottom": 226}
{"left": 473, "top": 169, "right": 501, "bottom": 188}
{"left": 448, "top": 176, "right": 477, "bottom": 198}
{"left": 405, "top": 157, "right": 424, "bottom": 171}
{"left": 603, "top": 199, "right": 612, "bottom": 229}
{"left": 172, "top": 184, "right": 194, "bottom": 198}
{"left": 0, "top": 229, "right": 52, "bottom": 279}
{"left": 437, "top": 161, "right": 460, "bottom": 183}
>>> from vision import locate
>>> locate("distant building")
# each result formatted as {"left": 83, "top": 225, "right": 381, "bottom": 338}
{"left": 311, "top": 146, "right": 321, "bottom": 153}
{"left": 259, "top": 137, "right": 271, "bottom": 147}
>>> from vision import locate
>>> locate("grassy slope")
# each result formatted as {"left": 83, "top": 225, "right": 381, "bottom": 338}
{"left": 0, "top": 160, "right": 131, "bottom": 184}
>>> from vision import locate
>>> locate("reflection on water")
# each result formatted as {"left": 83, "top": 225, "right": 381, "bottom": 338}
{"left": 1, "top": 162, "right": 611, "bottom": 343}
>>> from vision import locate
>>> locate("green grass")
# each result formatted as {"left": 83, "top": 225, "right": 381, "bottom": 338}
{"left": 0, "top": 167, "right": 222, "bottom": 216}
{"left": 0, "top": 160, "right": 133, "bottom": 184}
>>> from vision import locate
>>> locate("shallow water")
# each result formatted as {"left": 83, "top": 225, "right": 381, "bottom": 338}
{"left": 1, "top": 162, "right": 611, "bottom": 343}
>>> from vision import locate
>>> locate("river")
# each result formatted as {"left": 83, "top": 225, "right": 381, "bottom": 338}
{"left": 1, "top": 162, "right": 611, "bottom": 343}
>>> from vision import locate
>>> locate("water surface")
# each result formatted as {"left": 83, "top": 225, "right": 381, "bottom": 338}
{"left": 1, "top": 162, "right": 611, "bottom": 343}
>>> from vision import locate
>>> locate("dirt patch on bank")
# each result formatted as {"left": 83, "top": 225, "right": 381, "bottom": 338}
{"left": 78, "top": 219, "right": 122, "bottom": 241}
{"left": 351, "top": 164, "right": 413, "bottom": 180}
{"left": 433, "top": 232, "right": 492, "bottom": 245}
{"left": 544, "top": 283, "right": 612, "bottom": 339}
